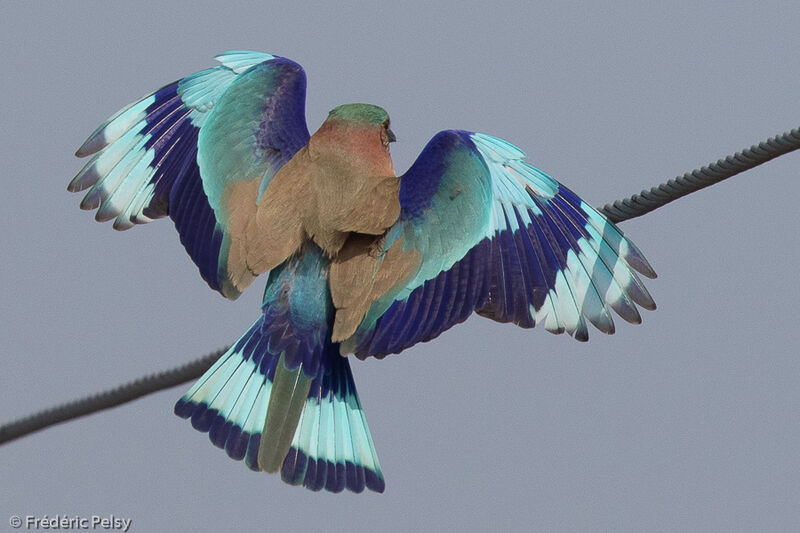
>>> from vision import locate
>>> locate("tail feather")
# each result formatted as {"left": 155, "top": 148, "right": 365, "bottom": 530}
{"left": 174, "top": 318, "right": 275, "bottom": 470}
{"left": 281, "top": 356, "right": 384, "bottom": 493}
{"left": 174, "top": 307, "right": 384, "bottom": 493}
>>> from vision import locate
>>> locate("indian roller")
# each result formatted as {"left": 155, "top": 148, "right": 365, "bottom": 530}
{"left": 68, "top": 50, "right": 657, "bottom": 494}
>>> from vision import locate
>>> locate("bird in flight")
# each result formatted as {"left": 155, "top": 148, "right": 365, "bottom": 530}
{"left": 69, "top": 50, "right": 656, "bottom": 494}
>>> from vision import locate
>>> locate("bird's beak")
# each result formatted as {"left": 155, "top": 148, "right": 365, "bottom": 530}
{"left": 387, "top": 128, "right": 397, "bottom": 143}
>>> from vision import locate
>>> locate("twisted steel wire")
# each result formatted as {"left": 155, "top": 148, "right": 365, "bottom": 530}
{"left": 600, "top": 127, "right": 800, "bottom": 223}
{"left": 0, "top": 348, "right": 227, "bottom": 445}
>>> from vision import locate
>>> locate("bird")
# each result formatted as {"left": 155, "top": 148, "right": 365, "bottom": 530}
{"left": 69, "top": 50, "right": 657, "bottom": 494}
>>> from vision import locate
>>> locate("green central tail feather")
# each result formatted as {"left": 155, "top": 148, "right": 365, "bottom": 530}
{"left": 258, "top": 356, "right": 313, "bottom": 473}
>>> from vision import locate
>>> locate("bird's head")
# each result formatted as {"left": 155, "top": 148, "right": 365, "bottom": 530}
{"left": 323, "top": 103, "right": 396, "bottom": 148}
{"left": 310, "top": 103, "right": 397, "bottom": 175}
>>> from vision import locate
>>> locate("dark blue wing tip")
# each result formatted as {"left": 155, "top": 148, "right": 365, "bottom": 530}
{"left": 244, "top": 433, "right": 262, "bottom": 471}
{"left": 303, "top": 456, "right": 328, "bottom": 492}
{"left": 327, "top": 463, "right": 347, "bottom": 493}
{"left": 281, "top": 448, "right": 385, "bottom": 494}
{"left": 365, "top": 468, "right": 386, "bottom": 493}
{"left": 224, "top": 425, "right": 249, "bottom": 461}
{"left": 345, "top": 462, "right": 366, "bottom": 494}
{"left": 176, "top": 397, "right": 261, "bottom": 465}
{"left": 286, "top": 451, "right": 379, "bottom": 494}
{"left": 281, "top": 448, "right": 308, "bottom": 486}
{"left": 189, "top": 403, "right": 216, "bottom": 432}
{"left": 177, "top": 403, "right": 385, "bottom": 493}
{"left": 174, "top": 397, "right": 196, "bottom": 419}
{"left": 208, "top": 415, "right": 234, "bottom": 449}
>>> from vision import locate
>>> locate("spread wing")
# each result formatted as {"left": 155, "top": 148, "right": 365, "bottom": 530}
{"left": 332, "top": 130, "right": 657, "bottom": 358}
{"left": 69, "top": 51, "right": 310, "bottom": 299}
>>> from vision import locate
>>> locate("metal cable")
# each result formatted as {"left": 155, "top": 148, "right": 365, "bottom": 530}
{"left": 0, "top": 347, "right": 228, "bottom": 445}
{"left": 3, "top": 125, "right": 800, "bottom": 446}
{"left": 600, "top": 126, "right": 800, "bottom": 223}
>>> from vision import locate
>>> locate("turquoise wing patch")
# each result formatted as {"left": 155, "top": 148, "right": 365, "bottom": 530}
{"left": 70, "top": 51, "right": 309, "bottom": 298}
{"left": 344, "top": 130, "right": 656, "bottom": 358}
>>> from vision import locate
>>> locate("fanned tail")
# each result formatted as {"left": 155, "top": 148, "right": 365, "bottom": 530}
{"left": 174, "top": 245, "right": 384, "bottom": 493}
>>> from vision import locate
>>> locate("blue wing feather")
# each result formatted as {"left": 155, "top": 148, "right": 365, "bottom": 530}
{"left": 70, "top": 51, "right": 309, "bottom": 299}
{"left": 345, "top": 130, "right": 656, "bottom": 358}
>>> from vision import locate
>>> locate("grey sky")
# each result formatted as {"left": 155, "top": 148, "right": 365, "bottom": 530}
{"left": 2, "top": 1, "right": 799, "bottom": 532}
